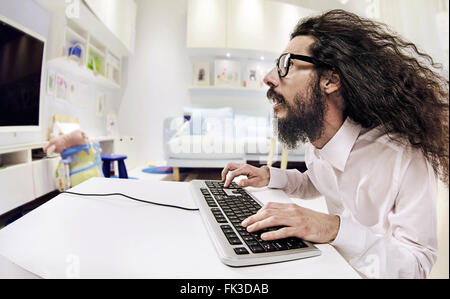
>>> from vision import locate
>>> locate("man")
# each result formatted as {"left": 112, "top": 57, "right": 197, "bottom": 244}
{"left": 221, "top": 9, "right": 449, "bottom": 279}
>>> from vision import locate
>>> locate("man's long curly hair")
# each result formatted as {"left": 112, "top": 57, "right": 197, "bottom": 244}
{"left": 292, "top": 9, "right": 449, "bottom": 186}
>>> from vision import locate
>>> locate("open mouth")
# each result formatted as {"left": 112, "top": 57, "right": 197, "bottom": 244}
{"left": 267, "top": 88, "right": 285, "bottom": 107}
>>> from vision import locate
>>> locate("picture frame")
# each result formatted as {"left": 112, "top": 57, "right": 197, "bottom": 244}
{"left": 55, "top": 73, "right": 68, "bottom": 101}
{"left": 193, "top": 61, "right": 210, "bottom": 86}
{"left": 245, "top": 61, "right": 265, "bottom": 89}
{"left": 47, "top": 70, "right": 56, "bottom": 96}
{"left": 214, "top": 59, "right": 241, "bottom": 87}
{"left": 96, "top": 92, "right": 106, "bottom": 117}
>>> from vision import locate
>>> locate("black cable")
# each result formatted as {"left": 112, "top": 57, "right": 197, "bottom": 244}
{"left": 62, "top": 191, "right": 200, "bottom": 212}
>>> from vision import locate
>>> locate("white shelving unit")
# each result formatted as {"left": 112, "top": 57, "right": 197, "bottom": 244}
{"left": 46, "top": 11, "right": 123, "bottom": 90}
{"left": 0, "top": 137, "right": 116, "bottom": 216}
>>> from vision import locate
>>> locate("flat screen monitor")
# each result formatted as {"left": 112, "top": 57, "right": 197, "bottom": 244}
{"left": 0, "top": 15, "right": 46, "bottom": 131}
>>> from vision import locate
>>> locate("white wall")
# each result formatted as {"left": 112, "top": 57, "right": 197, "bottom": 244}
{"left": 379, "top": 0, "right": 449, "bottom": 71}
{"left": 118, "top": 0, "right": 191, "bottom": 164}
{"left": 277, "top": 0, "right": 371, "bottom": 16}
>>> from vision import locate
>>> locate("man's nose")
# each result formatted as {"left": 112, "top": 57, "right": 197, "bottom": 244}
{"left": 263, "top": 67, "right": 279, "bottom": 88}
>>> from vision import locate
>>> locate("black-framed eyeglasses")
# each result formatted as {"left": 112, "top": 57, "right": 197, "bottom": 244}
{"left": 276, "top": 53, "right": 332, "bottom": 78}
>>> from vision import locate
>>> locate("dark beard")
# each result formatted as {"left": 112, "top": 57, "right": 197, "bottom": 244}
{"left": 269, "top": 78, "right": 326, "bottom": 150}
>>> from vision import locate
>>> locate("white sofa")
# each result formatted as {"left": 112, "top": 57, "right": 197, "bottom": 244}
{"left": 163, "top": 108, "right": 306, "bottom": 175}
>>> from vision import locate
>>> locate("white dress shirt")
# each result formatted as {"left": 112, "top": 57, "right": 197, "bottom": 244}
{"left": 268, "top": 118, "right": 438, "bottom": 279}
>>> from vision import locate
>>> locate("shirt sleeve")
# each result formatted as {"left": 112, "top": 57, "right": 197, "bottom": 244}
{"left": 267, "top": 167, "right": 321, "bottom": 199}
{"left": 331, "top": 152, "right": 438, "bottom": 279}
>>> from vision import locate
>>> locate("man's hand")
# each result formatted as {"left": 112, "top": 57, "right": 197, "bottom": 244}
{"left": 241, "top": 202, "right": 340, "bottom": 244}
{"left": 221, "top": 163, "right": 270, "bottom": 188}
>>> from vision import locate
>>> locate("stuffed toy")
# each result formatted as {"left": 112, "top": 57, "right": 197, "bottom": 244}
{"left": 43, "top": 130, "right": 89, "bottom": 155}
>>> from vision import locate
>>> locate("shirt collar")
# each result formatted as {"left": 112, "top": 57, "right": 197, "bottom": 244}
{"left": 316, "top": 117, "right": 362, "bottom": 172}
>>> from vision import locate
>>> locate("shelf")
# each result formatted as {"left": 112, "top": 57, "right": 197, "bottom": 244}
{"left": 187, "top": 48, "right": 279, "bottom": 61}
{"left": 48, "top": 57, "right": 120, "bottom": 90}
{"left": 88, "top": 44, "right": 106, "bottom": 57}
{"left": 65, "top": 26, "right": 87, "bottom": 45}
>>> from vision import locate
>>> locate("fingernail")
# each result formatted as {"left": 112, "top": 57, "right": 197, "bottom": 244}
{"left": 241, "top": 219, "right": 248, "bottom": 226}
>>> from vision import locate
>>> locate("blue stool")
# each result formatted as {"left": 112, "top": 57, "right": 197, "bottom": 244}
{"left": 102, "top": 155, "right": 128, "bottom": 179}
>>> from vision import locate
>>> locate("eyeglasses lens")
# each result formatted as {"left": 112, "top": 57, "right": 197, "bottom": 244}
{"left": 277, "top": 54, "right": 289, "bottom": 77}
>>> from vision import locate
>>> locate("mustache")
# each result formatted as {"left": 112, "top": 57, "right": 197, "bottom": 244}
{"left": 267, "top": 88, "right": 285, "bottom": 105}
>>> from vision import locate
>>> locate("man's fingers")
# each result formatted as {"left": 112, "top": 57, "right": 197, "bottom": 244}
{"left": 221, "top": 162, "right": 241, "bottom": 182}
{"left": 224, "top": 167, "right": 250, "bottom": 188}
{"left": 242, "top": 203, "right": 294, "bottom": 227}
{"left": 246, "top": 215, "right": 291, "bottom": 233}
{"left": 242, "top": 207, "right": 278, "bottom": 227}
{"left": 261, "top": 227, "right": 297, "bottom": 241}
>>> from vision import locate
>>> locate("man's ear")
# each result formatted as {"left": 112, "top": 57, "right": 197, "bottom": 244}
{"left": 321, "top": 70, "right": 341, "bottom": 95}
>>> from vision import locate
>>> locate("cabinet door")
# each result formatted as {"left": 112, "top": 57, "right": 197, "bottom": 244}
{"left": 84, "top": 0, "right": 137, "bottom": 52}
{"left": 226, "top": 0, "right": 265, "bottom": 51}
{"left": 84, "top": 0, "right": 109, "bottom": 22}
{"left": 32, "top": 159, "right": 58, "bottom": 199}
{"left": 187, "top": 0, "right": 227, "bottom": 48}
{"left": 105, "top": 0, "right": 137, "bottom": 52}
{"left": 0, "top": 164, "right": 35, "bottom": 215}
{"left": 264, "top": 1, "right": 316, "bottom": 54}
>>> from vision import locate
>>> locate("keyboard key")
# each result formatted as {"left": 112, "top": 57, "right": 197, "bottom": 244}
{"left": 234, "top": 247, "right": 249, "bottom": 255}
{"left": 245, "top": 240, "right": 259, "bottom": 246}
{"left": 242, "top": 235, "right": 254, "bottom": 241}
{"left": 206, "top": 201, "right": 217, "bottom": 207}
{"left": 287, "top": 238, "right": 307, "bottom": 249}
{"left": 227, "top": 237, "right": 243, "bottom": 245}
{"left": 221, "top": 227, "right": 235, "bottom": 234}
{"left": 273, "top": 241, "right": 288, "bottom": 251}
{"left": 260, "top": 242, "right": 278, "bottom": 252}
{"left": 216, "top": 218, "right": 228, "bottom": 224}
{"left": 248, "top": 245, "right": 265, "bottom": 253}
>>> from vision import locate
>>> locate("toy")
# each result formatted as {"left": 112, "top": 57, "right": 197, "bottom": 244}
{"left": 43, "top": 130, "right": 89, "bottom": 155}
{"left": 43, "top": 130, "right": 102, "bottom": 191}
{"left": 56, "top": 143, "right": 103, "bottom": 191}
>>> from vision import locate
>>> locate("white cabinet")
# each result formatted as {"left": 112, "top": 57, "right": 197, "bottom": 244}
{"left": 84, "top": 0, "right": 137, "bottom": 53}
{"left": 187, "top": 0, "right": 227, "bottom": 48}
{"left": 264, "top": 1, "right": 315, "bottom": 54}
{"left": 226, "top": 0, "right": 265, "bottom": 51}
{"left": 0, "top": 137, "right": 117, "bottom": 216}
{"left": 0, "top": 164, "right": 34, "bottom": 215}
{"left": 187, "top": 0, "right": 317, "bottom": 54}
{"left": 31, "top": 159, "right": 59, "bottom": 199}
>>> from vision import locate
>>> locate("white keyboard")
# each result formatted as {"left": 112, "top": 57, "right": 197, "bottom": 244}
{"left": 189, "top": 180, "right": 321, "bottom": 267}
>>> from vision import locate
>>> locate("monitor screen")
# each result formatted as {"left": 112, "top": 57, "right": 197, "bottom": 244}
{"left": 0, "top": 19, "right": 44, "bottom": 127}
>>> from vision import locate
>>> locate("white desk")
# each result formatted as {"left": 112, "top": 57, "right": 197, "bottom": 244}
{"left": 0, "top": 178, "right": 360, "bottom": 279}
